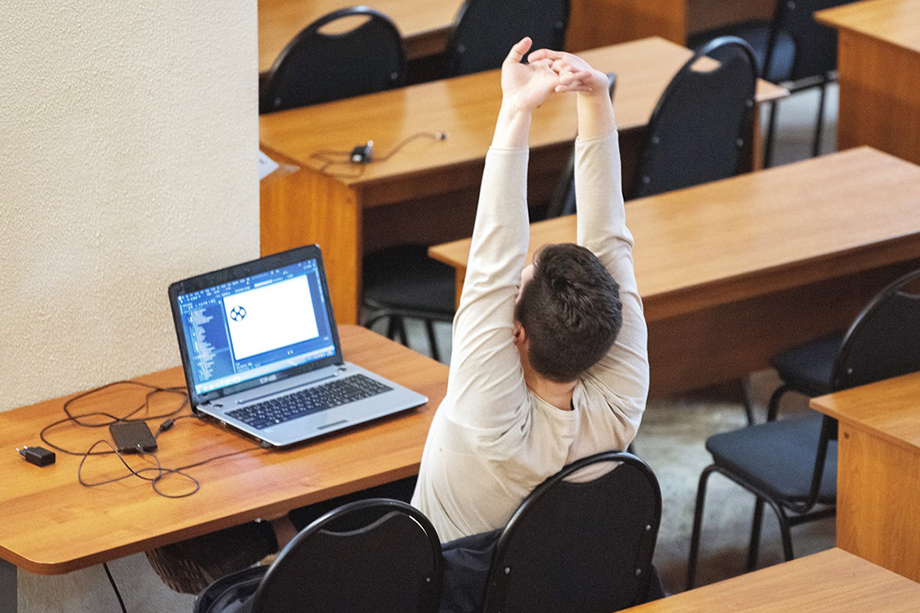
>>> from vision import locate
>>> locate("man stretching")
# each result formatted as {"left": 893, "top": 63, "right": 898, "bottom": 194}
{"left": 412, "top": 38, "right": 649, "bottom": 542}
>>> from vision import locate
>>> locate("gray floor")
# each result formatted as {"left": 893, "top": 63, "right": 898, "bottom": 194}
{"left": 19, "top": 85, "right": 838, "bottom": 612}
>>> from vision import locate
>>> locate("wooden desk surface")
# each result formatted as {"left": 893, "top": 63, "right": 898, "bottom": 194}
{"left": 260, "top": 37, "right": 786, "bottom": 196}
{"left": 0, "top": 325, "right": 447, "bottom": 575}
{"left": 258, "top": 0, "right": 464, "bottom": 72}
{"left": 622, "top": 549, "right": 920, "bottom": 612}
{"left": 817, "top": 0, "right": 920, "bottom": 52}
{"left": 430, "top": 147, "right": 920, "bottom": 323}
{"left": 811, "top": 371, "right": 920, "bottom": 453}
{"left": 258, "top": 0, "right": 777, "bottom": 75}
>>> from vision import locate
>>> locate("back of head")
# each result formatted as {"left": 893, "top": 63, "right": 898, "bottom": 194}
{"left": 514, "top": 243, "right": 622, "bottom": 382}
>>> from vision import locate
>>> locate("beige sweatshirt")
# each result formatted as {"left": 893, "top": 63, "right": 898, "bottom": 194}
{"left": 411, "top": 131, "right": 649, "bottom": 543}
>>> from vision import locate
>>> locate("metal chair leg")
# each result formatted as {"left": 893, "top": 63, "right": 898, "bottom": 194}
{"left": 763, "top": 100, "right": 780, "bottom": 168}
{"left": 686, "top": 465, "right": 716, "bottom": 590}
{"left": 740, "top": 376, "right": 756, "bottom": 425}
{"left": 766, "top": 384, "right": 789, "bottom": 422}
{"left": 385, "top": 315, "right": 399, "bottom": 340}
{"left": 761, "top": 496, "right": 796, "bottom": 561}
{"left": 746, "top": 496, "right": 766, "bottom": 571}
{"left": 395, "top": 317, "right": 408, "bottom": 346}
{"left": 424, "top": 319, "right": 441, "bottom": 362}
{"left": 812, "top": 80, "right": 829, "bottom": 158}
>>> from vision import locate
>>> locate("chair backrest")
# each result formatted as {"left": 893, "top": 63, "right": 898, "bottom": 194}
{"left": 260, "top": 7, "right": 405, "bottom": 114}
{"left": 250, "top": 498, "right": 442, "bottom": 613}
{"left": 630, "top": 36, "right": 757, "bottom": 199}
{"left": 445, "top": 0, "right": 570, "bottom": 76}
{"left": 766, "top": 0, "right": 860, "bottom": 83}
{"left": 482, "top": 451, "right": 661, "bottom": 613}
{"left": 832, "top": 267, "right": 920, "bottom": 391}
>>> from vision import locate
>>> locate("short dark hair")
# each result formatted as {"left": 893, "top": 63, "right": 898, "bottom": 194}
{"left": 514, "top": 243, "right": 623, "bottom": 382}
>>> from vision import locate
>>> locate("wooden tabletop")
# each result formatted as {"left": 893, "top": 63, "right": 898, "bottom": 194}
{"left": 258, "top": 0, "right": 464, "bottom": 73}
{"left": 259, "top": 37, "right": 787, "bottom": 194}
{"left": 430, "top": 147, "right": 920, "bottom": 323}
{"left": 0, "top": 325, "right": 447, "bottom": 575}
{"left": 817, "top": 0, "right": 920, "bottom": 52}
{"left": 622, "top": 549, "right": 920, "bottom": 612}
{"left": 810, "top": 371, "right": 920, "bottom": 453}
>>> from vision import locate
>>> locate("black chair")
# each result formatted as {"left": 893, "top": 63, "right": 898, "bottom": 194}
{"left": 260, "top": 7, "right": 405, "bottom": 114}
{"left": 193, "top": 499, "right": 443, "bottom": 613}
{"left": 362, "top": 246, "right": 457, "bottom": 362}
{"left": 630, "top": 37, "right": 758, "bottom": 200}
{"left": 445, "top": 0, "right": 570, "bottom": 76}
{"left": 688, "top": 0, "right": 860, "bottom": 166}
{"left": 481, "top": 451, "right": 662, "bottom": 613}
{"left": 686, "top": 267, "right": 920, "bottom": 589}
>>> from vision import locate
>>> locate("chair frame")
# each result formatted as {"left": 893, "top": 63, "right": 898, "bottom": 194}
{"left": 363, "top": 298, "right": 453, "bottom": 362}
{"left": 686, "top": 266, "right": 920, "bottom": 589}
{"left": 250, "top": 498, "right": 443, "bottom": 613}
{"left": 482, "top": 451, "right": 662, "bottom": 612}
{"left": 260, "top": 6, "right": 406, "bottom": 114}
{"left": 630, "top": 36, "right": 758, "bottom": 200}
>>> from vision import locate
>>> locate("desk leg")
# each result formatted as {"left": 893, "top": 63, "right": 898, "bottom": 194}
{"left": 0, "top": 559, "right": 17, "bottom": 613}
{"left": 836, "top": 31, "right": 920, "bottom": 166}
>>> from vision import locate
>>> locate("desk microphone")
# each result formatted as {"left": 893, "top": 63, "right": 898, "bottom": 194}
{"left": 349, "top": 131, "right": 448, "bottom": 164}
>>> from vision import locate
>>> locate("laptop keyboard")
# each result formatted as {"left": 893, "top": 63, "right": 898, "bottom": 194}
{"left": 227, "top": 374, "right": 393, "bottom": 430}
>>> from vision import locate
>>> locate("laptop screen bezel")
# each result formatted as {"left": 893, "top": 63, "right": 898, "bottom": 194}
{"left": 167, "top": 244, "right": 343, "bottom": 409}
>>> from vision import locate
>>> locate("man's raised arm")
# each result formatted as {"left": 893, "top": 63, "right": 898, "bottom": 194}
{"left": 444, "top": 38, "right": 563, "bottom": 429}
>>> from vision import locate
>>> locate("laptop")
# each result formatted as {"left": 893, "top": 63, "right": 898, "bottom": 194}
{"left": 168, "top": 244, "right": 428, "bottom": 447}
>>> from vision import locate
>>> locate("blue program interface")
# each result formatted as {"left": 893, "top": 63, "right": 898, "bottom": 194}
{"left": 177, "top": 259, "right": 336, "bottom": 397}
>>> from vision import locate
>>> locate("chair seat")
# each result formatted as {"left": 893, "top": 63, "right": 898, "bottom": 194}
{"left": 706, "top": 412, "right": 836, "bottom": 504}
{"left": 769, "top": 333, "right": 843, "bottom": 399}
{"left": 688, "top": 20, "right": 796, "bottom": 83}
{"left": 363, "top": 245, "right": 457, "bottom": 316}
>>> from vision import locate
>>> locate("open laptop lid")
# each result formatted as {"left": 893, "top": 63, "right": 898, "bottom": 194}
{"left": 168, "top": 245, "right": 342, "bottom": 410}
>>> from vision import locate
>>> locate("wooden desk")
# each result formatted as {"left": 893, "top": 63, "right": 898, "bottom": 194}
{"left": 257, "top": 0, "right": 777, "bottom": 74}
{"left": 810, "top": 372, "right": 920, "bottom": 583}
{"left": 258, "top": 0, "right": 464, "bottom": 73}
{"left": 622, "top": 548, "right": 920, "bottom": 612}
{"left": 0, "top": 326, "right": 447, "bottom": 611}
{"left": 430, "top": 147, "right": 920, "bottom": 396}
{"left": 260, "top": 37, "right": 786, "bottom": 325}
{"left": 817, "top": 0, "right": 920, "bottom": 165}
{"left": 569, "top": 0, "right": 776, "bottom": 51}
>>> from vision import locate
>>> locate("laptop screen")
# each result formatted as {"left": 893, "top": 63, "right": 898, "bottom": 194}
{"left": 170, "top": 247, "right": 340, "bottom": 403}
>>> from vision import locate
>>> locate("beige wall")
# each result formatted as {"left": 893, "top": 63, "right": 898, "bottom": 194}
{"left": 0, "top": 0, "right": 259, "bottom": 413}
{"left": 0, "top": 0, "right": 258, "bottom": 610}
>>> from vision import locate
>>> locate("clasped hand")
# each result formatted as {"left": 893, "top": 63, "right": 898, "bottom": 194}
{"left": 501, "top": 37, "right": 609, "bottom": 113}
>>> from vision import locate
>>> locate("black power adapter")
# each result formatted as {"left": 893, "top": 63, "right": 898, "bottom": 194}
{"left": 19, "top": 445, "right": 56, "bottom": 467}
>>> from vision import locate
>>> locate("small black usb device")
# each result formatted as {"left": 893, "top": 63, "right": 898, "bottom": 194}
{"left": 350, "top": 140, "right": 374, "bottom": 163}
{"left": 19, "top": 446, "right": 56, "bottom": 467}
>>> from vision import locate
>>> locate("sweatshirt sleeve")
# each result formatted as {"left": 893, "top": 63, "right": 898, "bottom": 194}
{"left": 574, "top": 131, "right": 649, "bottom": 439}
{"left": 441, "top": 146, "right": 531, "bottom": 430}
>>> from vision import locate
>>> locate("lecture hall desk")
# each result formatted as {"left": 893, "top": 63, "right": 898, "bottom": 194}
{"left": 817, "top": 0, "right": 920, "bottom": 166}
{"left": 257, "top": 0, "right": 777, "bottom": 73}
{"left": 0, "top": 326, "right": 447, "bottom": 613}
{"left": 259, "top": 37, "right": 787, "bottom": 326}
{"left": 811, "top": 371, "right": 920, "bottom": 583}
{"left": 621, "top": 548, "right": 920, "bottom": 612}
{"left": 429, "top": 147, "right": 920, "bottom": 397}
